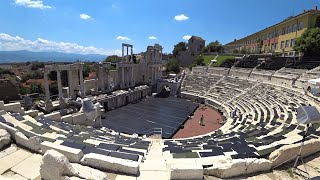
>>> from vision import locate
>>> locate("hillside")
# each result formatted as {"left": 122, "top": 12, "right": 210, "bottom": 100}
{"left": 0, "top": 50, "right": 107, "bottom": 63}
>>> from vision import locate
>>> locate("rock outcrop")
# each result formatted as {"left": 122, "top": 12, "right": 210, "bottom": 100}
{"left": 0, "top": 129, "right": 11, "bottom": 150}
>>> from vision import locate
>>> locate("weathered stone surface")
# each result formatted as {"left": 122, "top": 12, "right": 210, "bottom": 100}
{"left": 81, "top": 153, "right": 139, "bottom": 175}
{"left": 41, "top": 150, "right": 107, "bottom": 180}
{"left": 0, "top": 129, "right": 11, "bottom": 150}
{"left": 44, "top": 112, "right": 61, "bottom": 121}
{"left": 71, "top": 163, "right": 107, "bottom": 180}
{"left": 11, "top": 154, "right": 42, "bottom": 180}
{"left": 170, "top": 163, "right": 203, "bottom": 180}
{"left": 204, "top": 158, "right": 272, "bottom": 178}
{"left": 0, "top": 149, "right": 32, "bottom": 174}
{"left": 41, "top": 141, "right": 84, "bottom": 163}
{"left": 40, "top": 149, "right": 79, "bottom": 180}
{"left": 0, "top": 145, "right": 18, "bottom": 159}
{"left": 14, "top": 131, "right": 41, "bottom": 152}
{"left": 269, "top": 139, "right": 320, "bottom": 167}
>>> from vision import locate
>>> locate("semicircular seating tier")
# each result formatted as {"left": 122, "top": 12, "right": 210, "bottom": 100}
{"left": 164, "top": 72, "right": 320, "bottom": 162}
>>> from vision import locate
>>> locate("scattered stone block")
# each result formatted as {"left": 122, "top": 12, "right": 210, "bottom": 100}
{"left": 0, "top": 129, "right": 11, "bottom": 150}
{"left": 44, "top": 112, "right": 61, "bottom": 121}
{"left": 269, "top": 139, "right": 320, "bottom": 167}
{"left": 14, "top": 131, "right": 41, "bottom": 152}
{"left": 41, "top": 141, "right": 84, "bottom": 163}
{"left": 81, "top": 153, "right": 140, "bottom": 175}
{"left": 40, "top": 150, "right": 107, "bottom": 180}
{"left": 170, "top": 163, "right": 203, "bottom": 180}
{"left": 40, "top": 149, "right": 79, "bottom": 180}
{"left": 61, "top": 114, "right": 73, "bottom": 124}
{"left": 204, "top": 158, "right": 272, "bottom": 178}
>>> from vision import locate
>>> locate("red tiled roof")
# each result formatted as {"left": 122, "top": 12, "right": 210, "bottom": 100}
{"left": 85, "top": 72, "right": 96, "bottom": 80}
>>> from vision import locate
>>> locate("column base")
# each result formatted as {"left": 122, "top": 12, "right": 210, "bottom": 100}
{"left": 59, "top": 98, "right": 67, "bottom": 109}
{"left": 45, "top": 101, "right": 53, "bottom": 112}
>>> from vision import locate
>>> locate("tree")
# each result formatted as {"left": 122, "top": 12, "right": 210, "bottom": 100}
{"left": 30, "top": 62, "right": 45, "bottom": 70}
{"left": 294, "top": 27, "right": 320, "bottom": 57}
{"left": 104, "top": 55, "right": 122, "bottom": 63}
{"left": 30, "top": 83, "right": 43, "bottom": 94}
{"left": 166, "top": 59, "right": 180, "bottom": 74}
{"left": 83, "top": 63, "right": 93, "bottom": 78}
{"left": 202, "top": 40, "right": 223, "bottom": 53}
{"left": 172, "top": 42, "right": 187, "bottom": 57}
{"left": 193, "top": 56, "right": 205, "bottom": 66}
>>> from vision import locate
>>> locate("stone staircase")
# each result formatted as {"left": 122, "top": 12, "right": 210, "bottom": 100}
{"left": 137, "top": 140, "right": 170, "bottom": 180}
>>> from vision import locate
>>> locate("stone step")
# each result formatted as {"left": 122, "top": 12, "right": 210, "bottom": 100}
{"left": 0, "top": 149, "right": 33, "bottom": 175}
{"left": 11, "top": 154, "right": 42, "bottom": 180}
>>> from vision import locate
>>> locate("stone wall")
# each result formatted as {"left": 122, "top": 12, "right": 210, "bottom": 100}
{"left": 207, "top": 67, "right": 230, "bottom": 76}
{"left": 84, "top": 79, "right": 96, "bottom": 95}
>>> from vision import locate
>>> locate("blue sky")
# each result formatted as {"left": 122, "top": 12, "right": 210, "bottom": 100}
{"left": 0, "top": 0, "right": 319, "bottom": 55}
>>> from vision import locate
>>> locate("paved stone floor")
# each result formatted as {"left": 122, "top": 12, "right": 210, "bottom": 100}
{"left": 1, "top": 144, "right": 320, "bottom": 179}
{"left": 173, "top": 105, "right": 223, "bottom": 139}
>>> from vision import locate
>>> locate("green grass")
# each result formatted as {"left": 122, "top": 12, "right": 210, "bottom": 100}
{"left": 203, "top": 55, "right": 216, "bottom": 65}
{"left": 212, "top": 55, "right": 235, "bottom": 67}
{"left": 201, "top": 55, "right": 236, "bottom": 67}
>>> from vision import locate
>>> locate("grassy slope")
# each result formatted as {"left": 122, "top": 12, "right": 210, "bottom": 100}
{"left": 202, "top": 55, "right": 235, "bottom": 67}
{"left": 212, "top": 55, "right": 235, "bottom": 67}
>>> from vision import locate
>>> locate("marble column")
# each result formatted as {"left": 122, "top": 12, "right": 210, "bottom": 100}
{"left": 79, "top": 66, "right": 84, "bottom": 98}
{"left": 44, "top": 71, "right": 50, "bottom": 102}
{"left": 122, "top": 67, "right": 125, "bottom": 88}
{"left": 126, "top": 47, "right": 129, "bottom": 62}
{"left": 131, "top": 67, "right": 134, "bottom": 86}
{"left": 68, "top": 70, "right": 74, "bottom": 98}
{"left": 131, "top": 47, "right": 133, "bottom": 63}
{"left": 122, "top": 46, "right": 124, "bottom": 61}
{"left": 57, "top": 70, "right": 63, "bottom": 99}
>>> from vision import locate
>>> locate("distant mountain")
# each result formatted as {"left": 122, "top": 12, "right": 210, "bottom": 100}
{"left": 0, "top": 50, "right": 107, "bottom": 63}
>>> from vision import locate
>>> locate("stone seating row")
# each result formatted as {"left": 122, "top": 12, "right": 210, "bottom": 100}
{"left": 0, "top": 109, "right": 151, "bottom": 175}
{"left": 168, "top": 78, "right": 320, "bottom": 164}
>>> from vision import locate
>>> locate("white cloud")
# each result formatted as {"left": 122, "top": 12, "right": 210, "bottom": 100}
{"left": 183, "top": 35, "right": 192, "bottom": 40}
{"left": 0, "top": 33, "right": 121, "bottom": 55}
{"left": 80, "top": 14, "right": 91, "bottom": 20}
{"left": 15, "top": 0, "right": 51, "bottom": 9}
{"left": 148, "top": 36, "right": 157, "bottom": 40}
{"left": 116, "top": 36, "right": 130, "bottom": 41}
{"left": 174, "top": 14, "right": 189, "bottom": 21}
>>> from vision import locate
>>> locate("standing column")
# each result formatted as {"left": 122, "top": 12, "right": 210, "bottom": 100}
{"left": 122, "top": 45, "right": 124, "bottom": 61}
{"left": 131, "top": 47, "right": 133, "bottom": 63}
{"left": 44, "top": 71, "right": 50, "bottom": 102}
{"left": 126, "top": 47, "right": 129, "bottom": 62}
{"left": 79, "top": 66, "right": 84, "bottom": 98}
{"left": 95, "top": 66, "right": 100, "bottom": 94}
{"left": 57, "top": 70, "right": 63, "bottom": 99}
{"left": 122, "top": 67, "right": 125, "bottom": 88}
{"left": 68, "top": 70, "right": 74, "bottom": 98}
{"left": 131, "top": 67, "right": 134, "bottom": 86}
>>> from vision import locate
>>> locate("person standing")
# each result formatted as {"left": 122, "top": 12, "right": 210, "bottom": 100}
{"left": 199, "top": 114, "right": 204, "bottom": 126}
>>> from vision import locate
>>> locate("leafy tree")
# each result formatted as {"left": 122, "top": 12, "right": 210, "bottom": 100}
{"left": 104, "top": 55, "right": 122, "bottom": 63}
{"left": 0, "top": 68, "right": 13, "bottom": 76}
{"left": 19, "top": 86, "right": 31, "bottom": 95}
{"left": 21, "top": 70, "right": 43, "bottom": 83}
{"left": 315, "top": 16, "right": 320, "bottom": 28}
{"left": 294, "top": 27, "right": 320, "bottom": 57}
{"left": 30, "top": 83, "right": 43, "bottom": 94}
{"left": 172, "top": 42, "right": 187, "bottom": 57}
{"left": 49, "top": 82, "right": 58, "bottom": 95}
{"left": 194, "top": 56, "right": 205, "bottom": 66}
{"left": 83, "top": 63, "right": 93, "bottom": 78}
{"left": 202, "top": 40, "right": 223, "bottom": 53}
{"left": 166, "top": 58, "right": 180, "bottom": 74}
{"left": 30, "top": 62, "right": 45, "bottom": 70}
